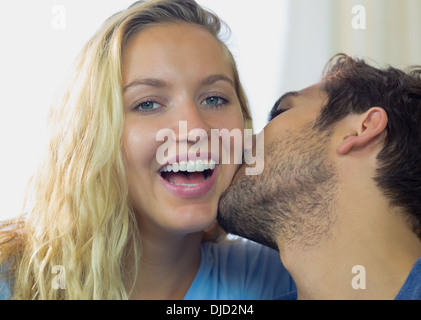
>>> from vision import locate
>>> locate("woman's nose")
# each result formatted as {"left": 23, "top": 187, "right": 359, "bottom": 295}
{"left": 171, "top": 99, "right": 210, "bottom": 144}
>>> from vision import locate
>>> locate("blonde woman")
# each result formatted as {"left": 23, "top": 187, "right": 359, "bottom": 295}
{"left": 0, "top": 0, "right": 294, "bottom": 299}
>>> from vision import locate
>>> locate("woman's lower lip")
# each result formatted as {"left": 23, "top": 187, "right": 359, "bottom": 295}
{"left": 158, "top": 166, "right": 219, "bottom": 199}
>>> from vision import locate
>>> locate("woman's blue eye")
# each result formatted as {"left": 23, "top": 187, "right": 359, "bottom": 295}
{"left": 134, "top": 100, "right": 163, "bottom": 112}
{"left": 202, "top": 96, "right": 228, "bottom": 107}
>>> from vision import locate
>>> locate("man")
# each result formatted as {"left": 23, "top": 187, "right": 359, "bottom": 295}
{"left": 217, "top": 54, "right": 421, "bottom": 299}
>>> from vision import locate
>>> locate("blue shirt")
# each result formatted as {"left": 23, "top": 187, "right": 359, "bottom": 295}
{"left": 0, "top": 262, "right": 12, "bottom": 300}
{"left": 395, "top": 258, "right": 421, "bottom": 300}
{"left": 0, "top": 281, "right": 11, "bottom": 300}
{"left": 184, "top": 239, "right": 295, "bottom": 300}
{"left": 0, "top": 238, "right": 294, "bottom": 300}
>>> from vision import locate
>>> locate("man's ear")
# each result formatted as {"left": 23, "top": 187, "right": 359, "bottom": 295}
{"left": 337, "top": 107, "right": 388, "bottom": 155}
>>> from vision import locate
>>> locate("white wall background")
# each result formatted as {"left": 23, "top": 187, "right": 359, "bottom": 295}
{"left": 0, "top": 0, "right": 419, "bottom": 221}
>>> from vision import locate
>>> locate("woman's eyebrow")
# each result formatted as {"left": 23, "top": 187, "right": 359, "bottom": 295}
{"left": 123, "top": 74, "right": 234, "bottom": 94}
{"left": 123, "top": 78, "right": 168, "bottom": 93}
{"left": 199, "top": 74, "right": 235, "bottom": 88}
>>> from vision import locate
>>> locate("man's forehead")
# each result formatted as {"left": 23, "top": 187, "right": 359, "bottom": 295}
{"left": 298, "top": 83, "right": 325, "bottom": 99}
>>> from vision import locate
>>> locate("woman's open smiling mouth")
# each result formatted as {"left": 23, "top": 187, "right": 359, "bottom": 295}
{"left": 158, "top": 155, "right": 219, "bottom": 198}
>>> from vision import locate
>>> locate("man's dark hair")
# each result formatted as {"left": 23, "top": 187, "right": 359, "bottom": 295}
{"left": 314, "top": 53, "right": 421, "bottom": 239}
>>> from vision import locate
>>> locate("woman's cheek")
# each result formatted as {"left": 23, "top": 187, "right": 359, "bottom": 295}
{"left": 218, "top": 117, "right": 245, "bottom": 190}
{"left": 123, "top": 118, "right": 161, "bottom": 178}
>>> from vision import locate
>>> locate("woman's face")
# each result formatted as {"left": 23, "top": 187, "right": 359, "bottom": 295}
{"left": 122, "top": 23, "right": 245, "bottom": 237}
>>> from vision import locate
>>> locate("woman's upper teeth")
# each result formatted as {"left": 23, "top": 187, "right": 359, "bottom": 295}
{"left": 160, "top": 159, "right": 217, "bottom": 173}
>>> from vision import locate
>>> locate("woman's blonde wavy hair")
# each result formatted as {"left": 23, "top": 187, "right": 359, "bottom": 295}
{"left": 0, "top": 0, "right": 252, "bottom": 299}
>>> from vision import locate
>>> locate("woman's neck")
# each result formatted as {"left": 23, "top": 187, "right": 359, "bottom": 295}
{"left": 130, "top": 231, "right": 203, "bottom": 300}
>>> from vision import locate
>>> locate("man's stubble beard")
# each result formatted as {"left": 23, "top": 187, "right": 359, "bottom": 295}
{"left": 217, "top": 124, "right": 338, "bottom": 251}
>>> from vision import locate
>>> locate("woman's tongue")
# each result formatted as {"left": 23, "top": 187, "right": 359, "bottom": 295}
{"left": 162, "top": 172, "right": 205, "bottom": 185}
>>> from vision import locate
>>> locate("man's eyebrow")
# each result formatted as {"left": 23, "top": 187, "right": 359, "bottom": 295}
{"left": 268, "top": 91, "right": 299, "bottom": 122}
{"left": 123, "top": 78, "right": 168, "bottom": 93}
{"left": 123, "top": 74, "right": 235, "bottom": 94}
{"left": 273, "top": 91, "right": 299, "bottom": 110}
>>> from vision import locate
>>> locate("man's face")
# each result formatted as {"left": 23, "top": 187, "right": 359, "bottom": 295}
{"left": 217, "top": 83, "right": 338, "bottom": 250}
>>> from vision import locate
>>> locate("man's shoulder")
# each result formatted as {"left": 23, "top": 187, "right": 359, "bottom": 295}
{"left": 395, "top": 257, "right": 421, "bottom": 300}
